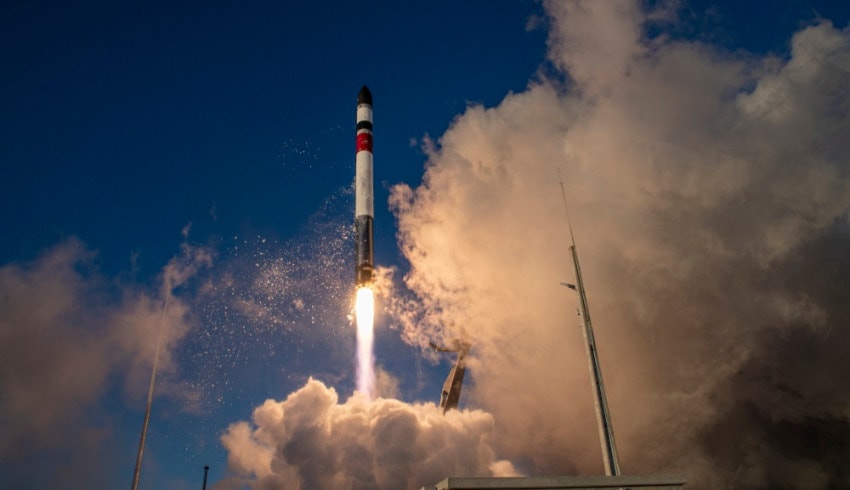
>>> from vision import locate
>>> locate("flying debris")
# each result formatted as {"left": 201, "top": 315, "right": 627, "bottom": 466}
{"left": 355, "top": 85, "right": 374, "bottom": 287}
{"left": 431, "top": 340, "right": 470, "bottom": 414}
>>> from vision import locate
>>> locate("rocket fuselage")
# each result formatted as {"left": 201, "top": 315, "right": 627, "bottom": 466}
{"left": 355, "top": 86, "right": 374, "bottom": 287}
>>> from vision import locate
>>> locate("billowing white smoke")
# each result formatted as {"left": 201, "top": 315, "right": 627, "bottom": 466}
{"left": 217, "top": 379, "right": 516, "bottom": 490}
{"left": 385, "top": 1, "right": 850, "bottom": 488}
{"left": 0, "top": 238, "right": 211, "bottom": 488}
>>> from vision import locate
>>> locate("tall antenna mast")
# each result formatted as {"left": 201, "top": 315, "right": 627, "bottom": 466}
{"left": 131, "top": 285, "right": 171, "bottom": 490}
{"left": 557, "top": 169, "right": 621, "bottom": 476}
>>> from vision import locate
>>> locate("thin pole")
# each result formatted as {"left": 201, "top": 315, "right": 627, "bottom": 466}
{"left": 202, "top": 465, "right": 209, "bottom": 490}
{"left": 131, "top": 289, "right": 171, "bottom": 490}
{"left": 558, "top": 170, "right": 621, "bottom": 476}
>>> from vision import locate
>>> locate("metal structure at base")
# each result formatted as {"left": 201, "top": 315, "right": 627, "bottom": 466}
{"left": 431, "top": 340, "right": 470, "bottom": 414}
{"left": 420, "top": 474, "right": 687, "bottom": 490}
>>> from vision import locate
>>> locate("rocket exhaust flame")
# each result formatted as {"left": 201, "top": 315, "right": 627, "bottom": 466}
{"left": 355, "top": 286, "right": 375, "bottom": 398}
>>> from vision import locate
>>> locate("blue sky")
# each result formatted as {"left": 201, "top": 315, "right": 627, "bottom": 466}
{"left": 2, "top": 1, "right": 850, "bottom": 489}
{"left": 1, "top": 1, "right": 547, "bottom": 273}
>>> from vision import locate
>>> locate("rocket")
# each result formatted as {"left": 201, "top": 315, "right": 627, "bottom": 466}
{"left": 355, "top": 85, "right": 374, "bottom": 287}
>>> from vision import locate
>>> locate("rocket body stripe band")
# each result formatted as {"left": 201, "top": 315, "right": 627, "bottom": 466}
{"left": 356, "top": 133, "right": 373, "bottom": 153}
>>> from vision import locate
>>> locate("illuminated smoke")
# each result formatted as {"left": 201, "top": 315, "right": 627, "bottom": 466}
{"left": 218, "top": 379, "right": 518, "bottom": 490}
{"left": 0, "top": 238, "right": 210, "bottom": 488}
{"left": 355, "top": 286, "right": 376, "bottom": 398}
{"left": 385, "top": 1, "right": 850, "bottom": 486}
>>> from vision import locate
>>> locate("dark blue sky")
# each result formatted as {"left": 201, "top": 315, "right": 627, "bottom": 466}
{"left": 3, "top": 0, "right": 847, "bottom": 272}
{"left": 1, "top": 1, "right": 548, "bottom": 277}
{"left": 2, "top": 1, "right": 848, "bottom": 488}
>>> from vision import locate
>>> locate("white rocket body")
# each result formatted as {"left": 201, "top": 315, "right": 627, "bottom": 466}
{"left": 355, "top": 86, "right": 374, "bottom": 286}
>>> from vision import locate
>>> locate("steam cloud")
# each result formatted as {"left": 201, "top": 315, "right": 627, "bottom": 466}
{"left": 386, "top": 1, "right": 850, "bottom": 488}
{"left": 0, "top": 238, "right": 210, "bottom": 488}
{"left": 217, "top": 379, "right": 516, "bottom": 490}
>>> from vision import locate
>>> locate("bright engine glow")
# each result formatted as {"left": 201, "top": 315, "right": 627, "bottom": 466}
{"left": 355, "top": 286, "right": 375, "bottom": 399}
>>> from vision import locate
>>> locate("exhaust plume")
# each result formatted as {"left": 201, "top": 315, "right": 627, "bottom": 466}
{"left": 355, "top": 287, "right": 376, "bottom": 398}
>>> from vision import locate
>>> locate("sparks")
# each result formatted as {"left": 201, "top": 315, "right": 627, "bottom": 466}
{"left": 354, "top": 286, "right": 375, "bottom": 399}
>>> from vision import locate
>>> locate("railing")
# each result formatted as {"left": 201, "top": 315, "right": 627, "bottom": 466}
{"left": 420, "top": 474, "right": 686, "bottom": 490}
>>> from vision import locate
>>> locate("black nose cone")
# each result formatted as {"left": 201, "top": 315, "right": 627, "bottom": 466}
{"left": 358, "top": 85, "right": 372, "bottom": 106}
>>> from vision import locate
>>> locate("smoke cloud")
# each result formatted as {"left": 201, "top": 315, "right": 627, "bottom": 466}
{"left": 384, "top": 1, "right": 850, "bottom": 488}
{"left": 0, "top": 238, "right": 211, "bottom": 488}
{"left": 217, "top": 378, "right": 516, "bottom": 490}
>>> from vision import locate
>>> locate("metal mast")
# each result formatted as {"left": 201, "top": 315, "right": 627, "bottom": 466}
{"left": 558, "top": 171, "right": 621, "bottom": 476}
{"left": 131, "top": 289, "right": 171, "bottom": 490}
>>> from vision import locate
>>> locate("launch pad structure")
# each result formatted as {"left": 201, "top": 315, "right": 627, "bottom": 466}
{"left": 420, "top": 474, "right": 686, "bottom": 490}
